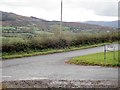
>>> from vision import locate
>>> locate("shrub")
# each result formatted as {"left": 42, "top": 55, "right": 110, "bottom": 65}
{"left": 2, "top": 31, "right": 119, "bottom": 53}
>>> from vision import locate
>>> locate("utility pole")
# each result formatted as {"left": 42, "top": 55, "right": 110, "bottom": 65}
{"left": 60, "top": 0, "right": 63, "bottom": 38}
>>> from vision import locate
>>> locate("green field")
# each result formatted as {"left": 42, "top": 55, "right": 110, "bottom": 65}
{"left": 68, "top": 51, "right": 119, "bottom": 67}
{"left": 1, "top": 25, "right": 119, "bottom": 59}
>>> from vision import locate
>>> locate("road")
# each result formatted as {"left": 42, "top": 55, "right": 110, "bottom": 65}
{"left": 1, "top": 44, "right": 119, "bottom": 81}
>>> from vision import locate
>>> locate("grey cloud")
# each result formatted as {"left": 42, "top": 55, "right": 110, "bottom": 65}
{"left": 93, "top": 2, "right": 118, "bottom": 16}
{"left": 65, "top": 1, "right": 118, "bottom": 16}
{"left": 0, "top": 0, "right": 60, "bottom": 11}
{"left": 0, "top": 0, "right": 118, "bottom": 16}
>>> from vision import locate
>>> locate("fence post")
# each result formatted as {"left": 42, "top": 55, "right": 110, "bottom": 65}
{"left": 104, "top": 45, "right": 106, "bottom": 65}
{"left": 113, "top": 46, "right": 115, "bottom": 60}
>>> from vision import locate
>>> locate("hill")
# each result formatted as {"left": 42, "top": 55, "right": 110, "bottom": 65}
{"left": 85, "top": 21, "right": 118, "bottom": 28}
{"left": 0, "top": 11, "right": 115, "bottom": 33}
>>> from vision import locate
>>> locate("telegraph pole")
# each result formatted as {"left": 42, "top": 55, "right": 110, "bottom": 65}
{"left": 60, "top": 0, "right": 63, "bottom": 38}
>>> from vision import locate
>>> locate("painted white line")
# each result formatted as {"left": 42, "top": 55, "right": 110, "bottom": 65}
{"left": 19, "top": 77, "right": 48, "bottom": 80}
{"left": 2, "top": 76, "right": 12, "bottom": 78}
{"left": 31, "top": 77, "right": 48, "bottom": 80}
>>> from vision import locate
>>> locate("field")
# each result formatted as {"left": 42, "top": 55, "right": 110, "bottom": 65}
{"left": 68, "top": 51, "right": 119, "bottom": 67}
{"left": 1, "top": 25, "right": 119, "bottom": 59}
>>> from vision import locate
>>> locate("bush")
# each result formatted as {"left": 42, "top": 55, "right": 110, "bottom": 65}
{"left": 2, "top": 31, "right": 119, "bottom": 53}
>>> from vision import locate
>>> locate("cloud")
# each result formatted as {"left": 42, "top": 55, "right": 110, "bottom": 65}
{"left": 0, "top": 0, "right": 118, "bottom": 21}
{"left": 64, "top": 1, "right": 118, "bottom": 16}
{"left": 62, "top": 7, "right": 117, "bottom": 22}
{"left": 0, "top": 0, "right": 60, "bottom": 11}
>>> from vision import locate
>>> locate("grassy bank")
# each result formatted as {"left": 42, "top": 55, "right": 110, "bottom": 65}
{"left": 2, "top": 43, "right": 111, "bottom": 60}
{"left": 68, "top": 51, "right": 119, "bottom": 67}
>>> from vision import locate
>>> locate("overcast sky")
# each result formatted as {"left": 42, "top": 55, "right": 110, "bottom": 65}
{"left": 0, "top": 0, "right": 119, "bottom": 22}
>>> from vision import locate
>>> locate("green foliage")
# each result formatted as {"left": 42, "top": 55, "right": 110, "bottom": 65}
{"left": 2, "top": 31, "right": 119, "bottom": 53}
{"left": 2, "top": 43, "right": 109, "bottom": 59}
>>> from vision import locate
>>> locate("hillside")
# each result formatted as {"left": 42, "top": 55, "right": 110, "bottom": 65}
{"left": 0, "top": 11, "right": 115, "bottom": 33}
{"left": 85, "top": 21, "right": 118, "bottom": 28}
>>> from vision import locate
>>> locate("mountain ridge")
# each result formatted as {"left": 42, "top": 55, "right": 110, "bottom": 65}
{"left": 0, "top": 11, "right": 115, "bottom": 32}
{"left": 85, "top": 21, "right": 118, "bottom": 28}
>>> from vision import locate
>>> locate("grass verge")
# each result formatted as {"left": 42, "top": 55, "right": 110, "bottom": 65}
{"left": 67, "top": 51, "right": 119, "bottom": 67}
{"left": 2, "top": 42, "right": 114, "bottom": 60}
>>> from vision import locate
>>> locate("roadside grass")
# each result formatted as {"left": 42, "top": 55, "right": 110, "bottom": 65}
{"left": 2, "top": 42, "right": 112, "bottom": 60}
{"left": 67, "top": 51, "right": 119, "bottom": 67}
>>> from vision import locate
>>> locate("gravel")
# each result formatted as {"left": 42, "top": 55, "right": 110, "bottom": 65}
{"left": 2, "top": 79, "right": 118, "bottom": 89}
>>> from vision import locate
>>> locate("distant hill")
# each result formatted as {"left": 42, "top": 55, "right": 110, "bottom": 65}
{"left": 85, "top": 21, "right": 118, "bottom": 28}
{"left": 0, "top": 11, "right": 115, "bottom": 32}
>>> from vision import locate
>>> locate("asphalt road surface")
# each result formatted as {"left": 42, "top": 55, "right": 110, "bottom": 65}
{"left": 1, "top": 44, "right": 119, "bottom": 81}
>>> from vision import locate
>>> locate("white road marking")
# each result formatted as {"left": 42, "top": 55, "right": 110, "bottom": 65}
{"left": 19, "top": 77, "right": 48, "bottom": 80}
{"left": 2, "top": 76, "right": 12, "bottom": 78}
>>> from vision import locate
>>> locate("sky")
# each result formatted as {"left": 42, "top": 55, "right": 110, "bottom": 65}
{"left": 0, "top": 0, "right": 119, "bottom": 22}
